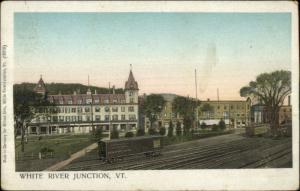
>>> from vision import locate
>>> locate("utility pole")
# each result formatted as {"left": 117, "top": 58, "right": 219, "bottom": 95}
{"left": 195, "top": 69, "right": 199, "bottom": 129}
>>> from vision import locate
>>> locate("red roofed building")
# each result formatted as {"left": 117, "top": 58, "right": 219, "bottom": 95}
{"left": 29, "top": 69, "right": 139, "bottom": 136}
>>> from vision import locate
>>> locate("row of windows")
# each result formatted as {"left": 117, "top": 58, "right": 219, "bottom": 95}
{"left": 53, "top": 98, "right": 127, "bottom": 105}
{"left": 201, "top": 111, "right": 247, "bottom": 119}
{"left": 35, "top": 114, "right": 137, "bottom": 123}
{"left": 37, "top": 106, "right": 136, "bottom": 113}
{"left": 210, "top": 105, "right": 250, "bottom": 110}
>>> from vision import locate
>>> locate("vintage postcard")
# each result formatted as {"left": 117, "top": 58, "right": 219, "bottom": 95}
{"left": 1, "top": 1, "right": 299, "bottom": 190}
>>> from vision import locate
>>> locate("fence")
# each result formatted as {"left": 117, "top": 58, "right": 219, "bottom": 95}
{"left": 16, "top": 152, "right": 55, "bottom": 161}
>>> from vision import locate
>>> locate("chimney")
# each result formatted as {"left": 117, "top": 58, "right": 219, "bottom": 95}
{"left": 112, "top": 85, "right": 115, "bottom": 94}
{"left": 288, "top": 95, "right": 291, "bottom": 106}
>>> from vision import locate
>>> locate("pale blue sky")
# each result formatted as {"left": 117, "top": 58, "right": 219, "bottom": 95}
{"left": 14, "top": 13, "right": 291, "bottom": 100}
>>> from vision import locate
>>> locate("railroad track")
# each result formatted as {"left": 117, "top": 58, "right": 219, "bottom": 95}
{"left": 63, "top": 137, "right": 248, "bottom": 170}
{"left": 62, "top": 136, "right": 291, "bottom": 171}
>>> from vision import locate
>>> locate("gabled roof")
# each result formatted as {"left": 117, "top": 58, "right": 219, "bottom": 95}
{"left": 125, "top": 70, "right": 139, "bottom": 90}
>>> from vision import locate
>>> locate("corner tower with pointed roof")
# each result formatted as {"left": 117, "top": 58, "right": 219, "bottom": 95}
{"left": 125, "top": 67, "right": 139, "bottom": 104}
{"left": 34, "top": 75, "right": 47, "bottom": 96}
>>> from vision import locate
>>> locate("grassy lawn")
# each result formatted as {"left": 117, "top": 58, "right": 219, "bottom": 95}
{"left": 15, "top": 133, "right": 99, "bottom": 171}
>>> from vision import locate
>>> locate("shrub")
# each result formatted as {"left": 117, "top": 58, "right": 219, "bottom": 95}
{"left": 212, "top": 124, "right": 219, "bottom": 131}
{"left": 40, "top": 147, "right": 54, "bottom": 154}
{"left": 125, "top": 131, "right": 134, "bottom": 138}
{"left": 159, "top": 127, "right": 166, "bottom": 136}
{"left": 136, "top": 128, "right": 145, "bottom": 136}
{"left": 219, "top": 119, "right": 226, "bottom": 130}
{"left": 176, "top": 123, "right": 182, "bottom": 136}
{"left": 200, "top": 122, "right": 207, "bottom": 129}
{"left": 110, "top": 129, "right": 119, "bottom": 139}
{"left": 148, "top": 128, "right": 157, "bottom": 135}
{"left": 93, "top": 127, "right": 103, "bottom": 141}
{"left": 167, "top": 121, "right": 174, "bottom": 137}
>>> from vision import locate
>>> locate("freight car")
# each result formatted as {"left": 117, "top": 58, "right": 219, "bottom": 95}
{"left": 98, "top": 135, "right": 163, "bottom": 162}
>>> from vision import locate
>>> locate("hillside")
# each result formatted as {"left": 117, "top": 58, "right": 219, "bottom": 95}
{"left": 14, "top": 83, "right": 124, "bottom": 95}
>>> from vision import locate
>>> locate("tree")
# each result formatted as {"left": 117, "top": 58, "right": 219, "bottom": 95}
{"left": 167, "top": 121, "right": 174, "bottom": 137}
{"left": 172, "top": 96, "right": 200, "bottom": 134}
{"left": 93, "top": 127, "right": 103, "bottom": 141}
{"left": 200, "top": 103, "right": 214, "bottom": 119}
{"left": 148, "top": 128, "right": 157, "bottom": 135}
{"left": 136, "top": 128, "right": 145, "bottom": 136}
{"left": 110, "top": 128, "right": 119, "bottom": 139}
{"left": 200, "top": 122, "right": 207, "bottom": 129}
{"left": 159, "top": 127, "right": 166, "bottom": 136}
{"left": 14, "top": 87, "right": 57, "bottom": 152}
{"left": 219, "top": 119, "right": 226, "bottom": 130}
{"left": 143, "top": 94, "right": 165, "bottom": 128}
{"left": 176, "top": 121, "right": 182, "bottom": 136}
{"left": 240, "top": 70, "right": 291, "bottom": 136}
{"left": 125, "top": 131, "right": 134, "bottom": 138}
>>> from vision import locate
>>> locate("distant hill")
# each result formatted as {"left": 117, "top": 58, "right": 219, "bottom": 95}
{"left": 14, "top": 83, "right": 124, "bottom": 95}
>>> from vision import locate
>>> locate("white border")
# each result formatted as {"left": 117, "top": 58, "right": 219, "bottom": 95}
{"left": 1, "top": 1, "right": 299, "bottom": 190}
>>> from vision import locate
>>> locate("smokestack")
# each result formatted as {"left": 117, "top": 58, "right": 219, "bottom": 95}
{"left": 112, "top": 85, "right": 115, "bottom": 94}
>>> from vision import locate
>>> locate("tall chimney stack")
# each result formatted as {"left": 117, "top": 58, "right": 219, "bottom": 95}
{"left": 112, "top": 85, "right": 115, "bottom": 94}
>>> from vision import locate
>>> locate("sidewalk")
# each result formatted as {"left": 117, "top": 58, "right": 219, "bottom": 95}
{"left": 44, "top": 142, "right": 98, "bottom": 171}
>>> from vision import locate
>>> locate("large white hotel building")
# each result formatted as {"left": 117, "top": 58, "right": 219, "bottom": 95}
{"left": 28, "top": 70, "right": 139, "bottom": 135}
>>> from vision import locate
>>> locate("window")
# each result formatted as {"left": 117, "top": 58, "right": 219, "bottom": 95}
{"left": 59, "top": 100, "right": 63, "bottom": 104}
{"left": 52, "top": 116, "right": 58, "bottom": 122}
{"left": 68, "top": 100, "right": 72, "bottom": 104}
{"left": 86, "top": 116, "right": 90, "bottom": 122}
{"left": 65, "top": 107, "right": 70, "bottom": 113}
{"left": 78, "top": 100, "right": 82, "bottom": 104}
{"left": 85, "top": 107, "right": 90, "bottom": 112}
{"left": 129, "top": 114, "right": 136, "bottom": 120}
{"left": 121, "top": 107, "right": 125, "bottom": 112}
{"left": 59, "top": 116, "right": 64, "bottom": 122}
{"left": 104, "top": 99, "right": 109, "bottom": 104}
{"left": 36, "top": 117, "right": 40, "bottom": 123}
{"left": 224, "top": 106, "right": 227, "bottom": 110}
{"left": 77, "top": 107, "right": 83, "bottom": 113}
{"left": 105, "top": 115, "right": 110, "bottom": 121}
{"left": 113, "top": 99, "right": 117, "bottom": 104}
{"left": 95, "top": 107, "right": 100, "bottom": 112}
{"left": 66, "top": 116, "right": 70, "bottom": 122}
{"left": 130, "top": 98, "right": 134, "bottom": 103}
{"left": 231, "top": 105, "right": 233, "bottom": 110}
{"left": 105, "top": 106, "right": 110, "bottom": 112}
{"left": 112, "top": 115, "right": 118, "bottom": 121}
{"left": 95, "top": 115, "right": 100, "bottom": 121}
{"left": 129, "top": 91, "right": 133, "bottom": 96}
{"left": 71, "top": 108, "right": 76, "bottom": 113}
{"left": 128, "top": 106, "right": 134, "bottom": 112}
{"left": 121, "top": 115, "right": 126, "bottom": 120}
{"left": 217, "top": 106, "right": 220, "bottom": 109}
{"left": 86, "top": 99, "right": 92, "bottom": 104}
{"left": 78, "top": 116, "right": 82, "bottom": 122}
{"left": 94, "top": 99, "right": 99, "bottom": 104}
{"left": 112, "top": 107, "right": 118, "bottom": 112}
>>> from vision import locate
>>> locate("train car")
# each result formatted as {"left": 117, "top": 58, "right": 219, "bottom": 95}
{"left": 98, "top": 135, "right": 163, "bottom": 162}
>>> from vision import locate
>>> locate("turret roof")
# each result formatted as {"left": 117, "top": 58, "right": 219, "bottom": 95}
{"left": 125, "top": 70, "right": 138, "bottom": 90}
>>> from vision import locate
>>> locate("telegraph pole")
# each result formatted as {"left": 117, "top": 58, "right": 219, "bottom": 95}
{"left": 195, "top": 69, "right": 199, "bottom": 129}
